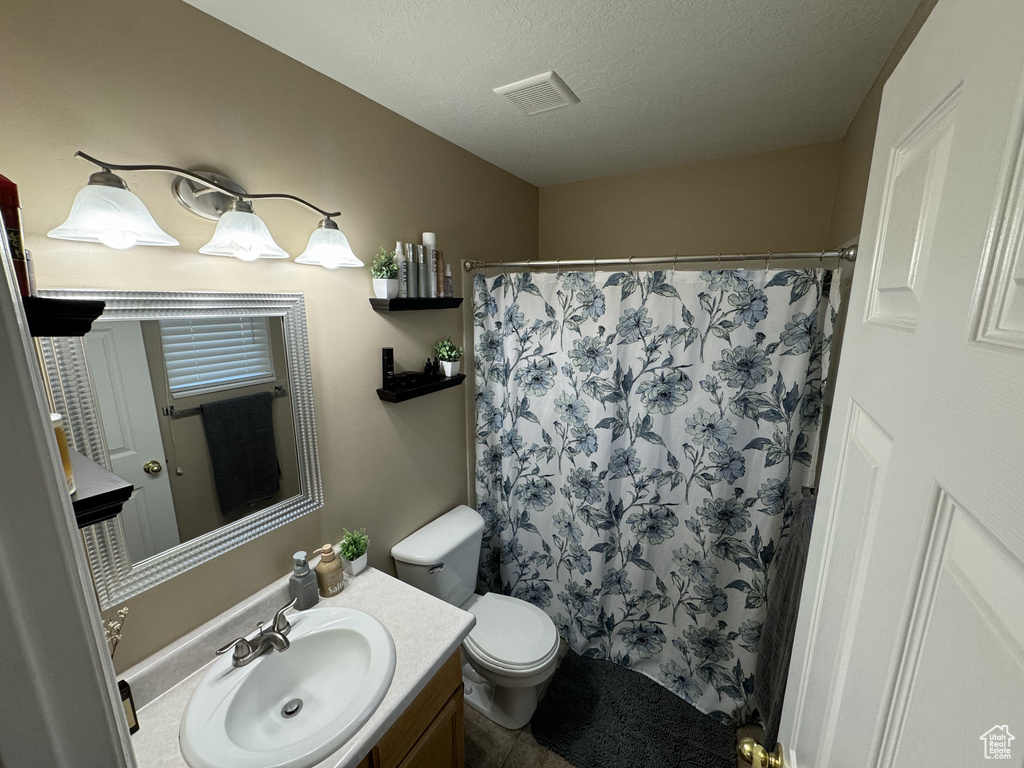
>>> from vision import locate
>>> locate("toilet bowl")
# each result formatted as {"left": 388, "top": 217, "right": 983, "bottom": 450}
{"left": 391, "top": 505, "right": 561, "bottom": 729}
{"left": 459, "top": 593, "right": 560, "bottom": 728}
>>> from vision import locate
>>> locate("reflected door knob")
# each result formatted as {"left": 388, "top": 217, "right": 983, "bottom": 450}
{"left": 143, "top": 460, "right": 163, "bottom": 475}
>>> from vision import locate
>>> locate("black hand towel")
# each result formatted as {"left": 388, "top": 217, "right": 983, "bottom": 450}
{"left": 200, "top": 390, "right": 280, "bottom": 515}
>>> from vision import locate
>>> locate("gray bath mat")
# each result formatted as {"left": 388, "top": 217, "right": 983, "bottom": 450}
{"left": 531, "top": 650, "right": 735, "bottom": 768}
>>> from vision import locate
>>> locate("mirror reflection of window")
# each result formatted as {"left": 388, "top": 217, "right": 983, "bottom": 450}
{"left": 159, "top": 316, "right": 275, "bottom": 398}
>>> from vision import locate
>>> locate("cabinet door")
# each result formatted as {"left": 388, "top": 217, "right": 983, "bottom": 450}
{"left": 396, "top": 691, "right": 464, "bottom": 768}
{"left": 373, "top": 652, "right": 462, "bottom": 768}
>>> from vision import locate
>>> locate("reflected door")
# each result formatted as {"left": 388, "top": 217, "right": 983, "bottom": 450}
{"left": 85, "top": 321, "right": 180, "bottom": 562}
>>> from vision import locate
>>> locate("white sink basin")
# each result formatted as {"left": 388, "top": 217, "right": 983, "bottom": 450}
{"left": 180, "top": 607, "right": 396, "bottom": 768}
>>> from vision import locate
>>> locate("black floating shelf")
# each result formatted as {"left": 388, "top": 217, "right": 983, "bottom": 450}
{"left": 377, "top": 374, "right": 466, "bottom": 403}
{"left": 69, "top": 449, "right": 134, "bottom": 529}
{"left": 369, "top": 297, "right": 463, "bottom": 312}
{"left": 24, "top": 296, "right": 106, "bottom": 337}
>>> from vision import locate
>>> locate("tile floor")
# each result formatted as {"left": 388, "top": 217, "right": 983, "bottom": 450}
{"left": 463, "top": 701, "right": 765, "bottom": 768}
{"left": 464, "top": 704, "right": 573, "bottom": 768}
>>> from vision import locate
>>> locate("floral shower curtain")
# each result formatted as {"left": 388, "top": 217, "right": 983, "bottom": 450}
{"left": 473, "top": 267, "right": 839, "bottom": 724}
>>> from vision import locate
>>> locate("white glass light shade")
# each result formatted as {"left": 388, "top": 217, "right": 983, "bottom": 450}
{"left": 295, "top": 226, "right": 363, "bottom": 269}
{"left": 199, "top": 210, "right": 289, "bottom": 261}
{"left": 47, "top": 184, "right": 179, "bottom": 249}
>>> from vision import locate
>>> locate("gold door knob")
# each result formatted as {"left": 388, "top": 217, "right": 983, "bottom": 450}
{"left": 143, "top": 460, "right": 163, "bottom": 475}
{"left": 738, "top": 737, "right": 784, "bottom": 768}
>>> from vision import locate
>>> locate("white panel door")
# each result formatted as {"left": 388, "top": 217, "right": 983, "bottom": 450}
{"left": 781, "top": 0, "right": 1024, "bottom": 766}
{"left": 85, "top": 321, "right": 179, "bottom": 563}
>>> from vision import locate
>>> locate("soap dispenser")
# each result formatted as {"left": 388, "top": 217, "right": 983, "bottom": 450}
{"left": 288, "top": 551, "right": 319, "bottom": 610}
{"left": 315, "top": 543, "right": 345, "bottom": 598}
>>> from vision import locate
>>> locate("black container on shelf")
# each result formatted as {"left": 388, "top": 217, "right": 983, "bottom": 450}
{"left": 382, "top": 347, "right": 395, "bottom": 389}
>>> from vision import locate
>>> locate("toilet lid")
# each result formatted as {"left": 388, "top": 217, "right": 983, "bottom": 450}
{"left": 464, "top": 593, "right": 559, "bottom": 668}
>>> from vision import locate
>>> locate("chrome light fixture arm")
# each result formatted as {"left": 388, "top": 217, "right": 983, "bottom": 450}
{"left": 74, "top": 151, "right": 342, "bottom": 219}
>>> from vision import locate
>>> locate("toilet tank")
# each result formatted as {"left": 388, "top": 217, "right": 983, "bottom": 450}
{"left": 391, "top": 505, "right": 485, "bottom": 607}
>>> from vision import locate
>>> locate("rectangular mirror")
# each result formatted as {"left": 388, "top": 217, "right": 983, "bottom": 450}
{"left": 38, "top": 289, "right": 323, "bottom": 608}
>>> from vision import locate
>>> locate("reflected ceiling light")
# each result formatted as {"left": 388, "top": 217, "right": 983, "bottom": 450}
{"left": 48, "top": 151, "right": 356, "bottom": 269}
{"left": 198, "top": 199, "right": 288, "bottom": 261}
{"left": 295, "top": 218, "right": 363, "bottom": 269}
{"left": 47, "top": 170, "right": 179, "bottom": 249}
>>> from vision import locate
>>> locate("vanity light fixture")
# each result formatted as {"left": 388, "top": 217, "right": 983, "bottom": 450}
{"left": 199, "top": 199, "right": 289, "bottom": 262}
{"left": 295, "top": 218, "right": 363, "bottom": 269}
{"left": 48, "top": 151, "right": 363, "bottom": 268}
{"left": 47, "top": 169, "right": 180, "bottom": 249}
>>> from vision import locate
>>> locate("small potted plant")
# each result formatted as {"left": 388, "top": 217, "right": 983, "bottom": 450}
{"left": 435, "top": 336, "right": 463, "bottom": 377}
{"left": 337, "top": 528, "right": 370, "bottom": 576}
{"left": 370, "top": 247, "right": 399, "bottom": 299}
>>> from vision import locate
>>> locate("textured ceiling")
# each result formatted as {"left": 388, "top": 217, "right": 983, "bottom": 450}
{"left": 180, "top": 0, "right": 921, "bottom": 187}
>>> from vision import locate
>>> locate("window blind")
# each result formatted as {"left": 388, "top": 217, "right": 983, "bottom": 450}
{"left": 159, "top": 316, "right": 275, "bottom": 398}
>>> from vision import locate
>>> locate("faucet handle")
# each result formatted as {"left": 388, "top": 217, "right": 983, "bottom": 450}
{"left": 273, "top": 597, "right": 298, "bottom": 635}
{"left": 215, "top": 636, "right": 253, "bottom": 661}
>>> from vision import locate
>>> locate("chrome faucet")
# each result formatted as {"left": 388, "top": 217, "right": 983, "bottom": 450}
{"left": 215, "top": 598, "right": 296, "bottom": 668}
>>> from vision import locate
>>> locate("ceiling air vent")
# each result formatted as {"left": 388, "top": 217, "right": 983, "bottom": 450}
{"left": 493, "top": 71, "right": 580, "bottom": 115}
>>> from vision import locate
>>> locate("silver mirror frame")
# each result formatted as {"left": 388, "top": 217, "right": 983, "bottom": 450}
{"left": 37, "top": 289, "right": 323, "bottom": 608}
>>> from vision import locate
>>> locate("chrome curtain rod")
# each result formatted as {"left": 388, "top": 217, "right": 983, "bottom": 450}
{"left": 75, "top": 151, "right": 341, "bottom": 218}
{"left": 463, "top": 246, "right": 857, "bottom": 272}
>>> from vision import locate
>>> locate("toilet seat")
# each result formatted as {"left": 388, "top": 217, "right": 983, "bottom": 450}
{"left": 462, "top": 593, "right": 559, "bottom": 674}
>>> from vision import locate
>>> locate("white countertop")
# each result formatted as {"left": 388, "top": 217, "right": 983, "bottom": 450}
{"left": 128, "top": 568, "right": 474, "bottom": 768}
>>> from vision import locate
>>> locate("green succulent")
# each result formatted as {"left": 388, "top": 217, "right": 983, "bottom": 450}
{"left": 370, "top": 247, "right": 398, "bottom": 279}
{"left": 338, "top": 528, "right": 369, "bottom": 560}
{"left": 434, "top": 336, "right": 463, "bottom": 362}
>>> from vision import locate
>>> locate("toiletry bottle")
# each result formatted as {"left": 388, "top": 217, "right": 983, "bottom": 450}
{"left": 24, "top": 249, "right": 36, "bottom": 296}
{"left": 406, "top": 242, "right": 418, "bottom": 298}
{"left": 396, "top": 241, "right": 408, "bottom": 298}
{"left": 315, "top": 543, "right": 345, "bottom": 597}
{"left": 51, "top": 413, "right": 75, "bottom": 495}
{"left": 393, "top": 241, "right": 405, "bottom": 299}
{"left": 444, "top": 264, "right": 453, "bottom": 299}
{"left": 417, "top": 245, "right": 429, "bottom": 298}
{"left": 288, "top": 551, "right": 320, "bottom": 610}
{"left": 119, "top": 679, "right": 139, "bottom": 735}
{"left": 382, "top": 347, "right": 395, "bottom": 389}
{"left": 435, "top": 250, "right": 446, "bottom": 297}
{"left": 422, "top": 233, "right": 438, "bottom": 298}
{"left": 0, "top": 174, "right": 30, "bottom": 297}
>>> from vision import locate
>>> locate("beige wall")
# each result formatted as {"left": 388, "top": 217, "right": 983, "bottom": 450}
{"left": 1, "top": 0, "right": 537, "bottom": 670}
{"left": 826, "top": 0, "right": 939, "bottom": 246}
{"left": 539, "top": 141, "right": 843, "bottom": 260}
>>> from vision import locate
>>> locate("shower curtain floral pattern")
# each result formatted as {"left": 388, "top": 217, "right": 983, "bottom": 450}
{"left": 473, "top": 268, "right": 838, "bottom": 724}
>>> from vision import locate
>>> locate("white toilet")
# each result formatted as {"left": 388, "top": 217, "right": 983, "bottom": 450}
{"left": 391, "top": 505, "right": 560, "bottom": 730}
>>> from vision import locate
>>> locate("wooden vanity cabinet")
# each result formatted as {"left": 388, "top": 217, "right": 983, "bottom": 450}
{"left": 357, "top": 650, "right": 464, "bottom": 768}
